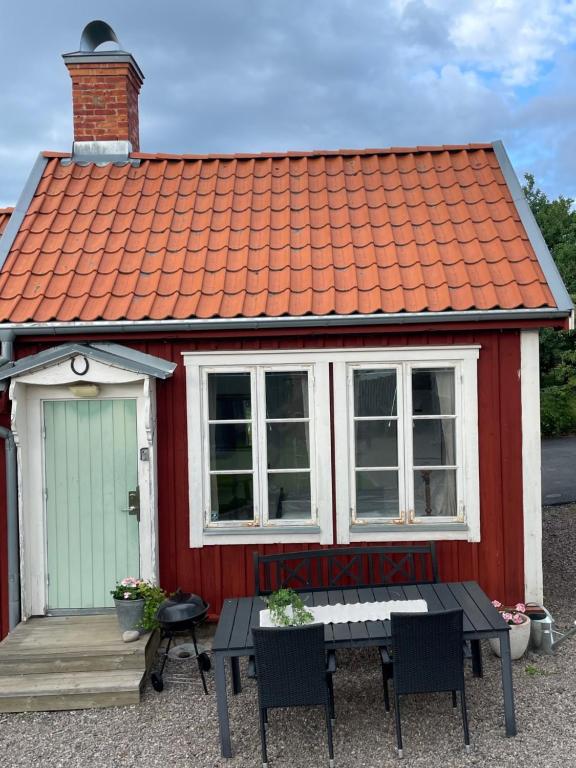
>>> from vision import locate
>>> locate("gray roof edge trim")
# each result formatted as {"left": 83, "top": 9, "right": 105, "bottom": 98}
{"left": 0, "top": 307, "right": 570, "bottom": 337}
{"left": 83, "top": 347, "right": 175, "bottom": 378}
{"left": 89, "top": 343, "right": 176, "bottom": 376}
{"left": 0, "top": 343, "right": 87, "bottom": 381}
{"left": 492, "top": 140, "right": 574, "bottom": 313}
{"left": 0, "top": 342, "right": 176, "bottom": 382}
{"left": 0, "top": 154, "right": 49, "bottom": 272}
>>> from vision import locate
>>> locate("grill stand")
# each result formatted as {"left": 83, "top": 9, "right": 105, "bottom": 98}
{"left": 151, "top": 625, "right": 210, "bottom": 694}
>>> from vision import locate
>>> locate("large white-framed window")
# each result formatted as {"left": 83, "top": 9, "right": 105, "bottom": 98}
{"left": 334, "top": 347, "right": 480, "bottom": 543}
{"left": 184, "top": 352, "right": 332, "bottom": 547}
{"left": 185, "top": 346, "right": 479, "bottom": 548}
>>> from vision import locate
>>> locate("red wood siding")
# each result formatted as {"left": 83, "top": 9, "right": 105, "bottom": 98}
{"left": 0, "top": 325, "right": 526, "bottom": 636}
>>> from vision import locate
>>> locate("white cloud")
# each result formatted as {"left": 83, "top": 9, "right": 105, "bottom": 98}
{"left": 392, "top": 0, "right": 576, "bottom": 85}
{"left": 450, "top": 0, "right": 576, "bottom": 85}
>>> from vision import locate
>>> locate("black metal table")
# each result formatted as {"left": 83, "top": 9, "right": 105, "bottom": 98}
{"left": 212, "top": 581, "right": 515, "bottom": 758}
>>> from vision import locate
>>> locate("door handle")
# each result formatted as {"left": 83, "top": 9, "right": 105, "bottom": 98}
{"left": 122, "top": 486, "right": 140, "bottom": 522}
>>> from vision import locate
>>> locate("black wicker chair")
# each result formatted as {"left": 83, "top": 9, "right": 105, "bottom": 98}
{"left": 252, "top": 624, "right": 336, "bottom": 768}
{"left": 380, "top": 609, "right": 470, "bottom": 757}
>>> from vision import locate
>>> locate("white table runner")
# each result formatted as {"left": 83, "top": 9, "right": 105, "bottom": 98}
{"left": 259, "top": 599, "right": 427, "bottom": 627}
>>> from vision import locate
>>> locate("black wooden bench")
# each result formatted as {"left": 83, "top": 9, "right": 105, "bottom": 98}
{"left": 250, "top": 542, "right": 481, "bottom": 681}
{"left": 253, "top": 543, "right": 438, "bottom": 596}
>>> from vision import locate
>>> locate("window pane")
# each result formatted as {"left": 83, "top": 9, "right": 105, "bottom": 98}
{"left": 354, "top": 369, "right": 397, "bottom": 417}
{"left": 355, "top": 471, "right": 399, "bottom": 519}
{"left": 355, "top": 421, "right": 398, "bottom": 468}
{"left": 266, "top": 371, "right": 309, "bottom": 419}
{"left": 210, "top": 474, "right": 254, "bottom": 522}
{"left": 267, "top": 422, "right": 310, "bottom": 469}
{"left": 268, "top": 472, "right": 311, "bottom": 520}
{"left": 414, "top": 469, "right": 457, "bottom": 517}
{"left": 413, "top": 419, "right": 455, "bottom": 466}
{"left": 209, "top": 424, "right": 252, "bottom": 470}
{"left": 208, "top": 373, "right": 251, "bottom": 420}
{"left": 412, "top": 368, "right": 455, "bottom": 415}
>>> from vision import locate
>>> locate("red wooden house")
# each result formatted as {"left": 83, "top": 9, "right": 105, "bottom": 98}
{"left": 0, "top": 23, "right": 572, "bottom": 639}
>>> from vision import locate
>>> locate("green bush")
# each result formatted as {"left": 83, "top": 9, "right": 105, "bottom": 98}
{"left": 540, "top": 385, "right": 576, "bottom": 437}
{"left": 139, "top": 582, "right": 167, "bottom": 631}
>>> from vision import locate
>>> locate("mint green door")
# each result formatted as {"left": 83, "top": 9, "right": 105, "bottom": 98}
{"left": 43, "top": 399, "right": 140, "bottom": 609}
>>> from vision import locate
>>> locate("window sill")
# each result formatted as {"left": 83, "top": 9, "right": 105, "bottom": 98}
{"left": 346, "top": 523, "right": 477, "bottom": 543}
{"left": 200, "top": 526, "right": 327, "bottom": 547}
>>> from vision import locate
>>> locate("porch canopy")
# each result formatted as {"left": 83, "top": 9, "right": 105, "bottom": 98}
{"left": 0, "top": 342, "right": 176, "bottom": 382}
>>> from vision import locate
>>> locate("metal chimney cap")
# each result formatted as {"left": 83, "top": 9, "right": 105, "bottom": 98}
{"left": 79, "top": 20, "right": 122, "bottom": 52}
{"left": 63, "top": 21, "right": 144, "bottom": 82}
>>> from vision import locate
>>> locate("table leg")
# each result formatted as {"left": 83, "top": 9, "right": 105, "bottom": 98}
{"left": 471, "top": 640, "right": 483, "bottom": 677}
{"left": 231, "top": 656, "right": 242, "bottom": 694}
{"left": 498, "top": 631, "right": 517, "bottom": 736}
{"left": 215, "top": 653, "right": 232, "bottom": 758}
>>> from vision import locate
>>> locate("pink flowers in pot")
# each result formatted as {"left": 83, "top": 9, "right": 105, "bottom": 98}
{"left": 111, "top": 577, "right": 148, "bottom": 601}
{"left": 492, "top": 599, "right": 528, "bottom": 625}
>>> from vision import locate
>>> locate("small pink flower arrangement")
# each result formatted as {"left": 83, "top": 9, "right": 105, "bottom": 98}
{"left": 111, "top": 577, "right": 148, "bottom": 601}
{"left": 492, "top": 599, "right": 528, "bottom": 626}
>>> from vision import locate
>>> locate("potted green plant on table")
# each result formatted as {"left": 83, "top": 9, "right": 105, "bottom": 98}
{"left": 489, "top": 600, "right": 531, "bottom": 660}
{"left": 264, "top": 588, "right": 314, "bottom": 626}
{"left": 111, "top": 578, "right": 167, "bottom": 636}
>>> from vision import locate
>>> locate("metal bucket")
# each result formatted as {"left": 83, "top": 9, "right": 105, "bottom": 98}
{"left": 527, "top": 606, "right": 554, "bottom": 653}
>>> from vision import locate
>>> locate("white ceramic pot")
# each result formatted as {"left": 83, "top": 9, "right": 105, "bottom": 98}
{"left": 489, "top": 613, "right": 531, "bottom": 660}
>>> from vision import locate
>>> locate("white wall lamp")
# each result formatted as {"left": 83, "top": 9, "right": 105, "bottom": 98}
{"left": 68, "top": 382, "right": 100, "bottom": 398}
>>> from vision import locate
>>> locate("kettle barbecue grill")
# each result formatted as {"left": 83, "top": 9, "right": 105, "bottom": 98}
{"left": 150, "top": 589, "right": 211, "bottom": 694}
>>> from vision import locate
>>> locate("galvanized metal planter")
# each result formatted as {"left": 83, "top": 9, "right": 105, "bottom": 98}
{"left": 114, "top": 598, "right": 145, "bottom": 634}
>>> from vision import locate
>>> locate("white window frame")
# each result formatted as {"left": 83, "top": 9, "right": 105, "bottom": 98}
{"left": 406, "top": 361, "right": 463, "bottom": 524}
{"left": 185, "top": 351, "right": 332, "bottom": 547}
{"left": 348, "top": 363, "right": 406, "bottom": 526}
{"left": 184, "top": 346, "right": 479, "bottom": 548}
{"left": 334, "top": 347, "right": 480, "bottom": 544}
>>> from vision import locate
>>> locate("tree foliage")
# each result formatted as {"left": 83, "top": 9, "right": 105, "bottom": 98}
{"left": 523, "top": 174, "right": 576, "bottom": 297}
{"left": 522, "top": 174, "right": 576, "bottom": 436}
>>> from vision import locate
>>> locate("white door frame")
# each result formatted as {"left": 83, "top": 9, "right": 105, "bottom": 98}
{"left": 9, "top": 357, "right": 159, "bottom": 618}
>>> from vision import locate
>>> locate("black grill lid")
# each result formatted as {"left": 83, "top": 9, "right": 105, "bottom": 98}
{"left": 156, "top": 588, "right": 208, "bottom": 625}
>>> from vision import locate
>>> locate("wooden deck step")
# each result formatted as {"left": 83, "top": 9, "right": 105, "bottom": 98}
{"left": 0, "top": 669, "right": 145, "bottom": 712}
{"left": 0, "top": 646, "right": 148, "bottom": 675}
{"left": 0, "top": 615, "right": 160, "bottom": 711}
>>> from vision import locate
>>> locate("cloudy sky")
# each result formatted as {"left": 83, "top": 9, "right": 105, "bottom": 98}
{"left": 1, "top": 0, "right": 575, "bottom": 207}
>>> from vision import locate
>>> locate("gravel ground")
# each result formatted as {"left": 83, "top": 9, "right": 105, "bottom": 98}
{"left": 1, "top": 506, "right": 576, "bottom": 768}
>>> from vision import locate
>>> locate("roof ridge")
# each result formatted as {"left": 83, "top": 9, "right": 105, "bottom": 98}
{"left": 42, "top": 143, "right": 495, "bottom": 163}
{"left": 133, "top": 143, "right": 494, "bottom": 160}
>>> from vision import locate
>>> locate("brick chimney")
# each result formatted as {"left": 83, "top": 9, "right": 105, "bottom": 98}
{"left": 63, "top": 21, "right": 144, "bottom": 157}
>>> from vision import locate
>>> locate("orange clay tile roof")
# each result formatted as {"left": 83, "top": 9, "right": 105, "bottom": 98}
{"left": 0, "top": 208, "right": 13, "bottom": 236}
{"left": 0, "top": 145, "right": 556, "bottom": 323}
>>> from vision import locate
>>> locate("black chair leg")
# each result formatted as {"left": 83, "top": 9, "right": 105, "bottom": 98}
{"left": 325, "top": 704, "right": 335, "bottom": 768}
{"left": 259, "top": 707, "right": 269, "bottom": 768}
{"left": 394, "top": 693, "right": 403, "bottom": 758}
{"left": 382, "top": 666, "right": 391, "bottom": 713}
{"left": 460, "top": 687, "right": 471, "bottom": 751}
{"left": 451, "top": 690, "right": 457, "bottom": 708}
{"left": 327, "top": 673, "right": 336, "bottom": 724}
{"left": 471, "top": 640, "right": 483, "bottom": 677}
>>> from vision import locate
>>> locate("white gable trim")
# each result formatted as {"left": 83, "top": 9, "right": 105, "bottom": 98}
{"left": 521, "top": 330, "right": 543, "bottom": 604}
